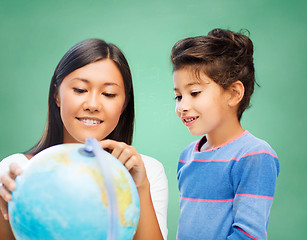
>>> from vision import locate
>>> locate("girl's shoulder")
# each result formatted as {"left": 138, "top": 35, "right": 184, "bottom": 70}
{"left": 0, "top": 153, "right": 29, "bottom": 176}
{"left": 240, "top": 131, "right": 277, "bottom": 156}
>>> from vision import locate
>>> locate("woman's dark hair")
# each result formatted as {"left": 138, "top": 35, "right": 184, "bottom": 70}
{"left": 171, "top": 28, "right": 257, "bottom": 120}
{"left": 26, "top": 39, "right": 134, "bottom": 155}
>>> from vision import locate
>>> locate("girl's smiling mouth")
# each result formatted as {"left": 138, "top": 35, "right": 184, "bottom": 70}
{"left": 182, "top": 116, "right": 199, "bottom": 126}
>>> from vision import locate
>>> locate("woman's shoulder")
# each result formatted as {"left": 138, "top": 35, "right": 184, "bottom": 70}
{"left": 1, "top": 153, "right": 29, "bottom": 165}
{"left": 0, "top": 153, "right": 29, "bottom": 176}
{"left": 140, "top": 154, "right": 167, "bottom": 182}
{"left": 140, "top": 154, "right": 165, "bottom": 173}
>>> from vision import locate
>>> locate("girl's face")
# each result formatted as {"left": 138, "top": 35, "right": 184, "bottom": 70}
{"left": 56, "top": 59, "right": 126, "bottom": 144}
{"left": 173, "top": 68, "right": 231, "bottom": 136}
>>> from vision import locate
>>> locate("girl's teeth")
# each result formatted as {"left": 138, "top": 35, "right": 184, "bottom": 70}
{"left": 185, "top": 117, "right": 196, "bottom": 122}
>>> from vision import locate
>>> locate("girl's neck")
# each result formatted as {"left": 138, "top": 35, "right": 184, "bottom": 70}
{"left": 200, "top": 119, "right": 244, "bottom": 151}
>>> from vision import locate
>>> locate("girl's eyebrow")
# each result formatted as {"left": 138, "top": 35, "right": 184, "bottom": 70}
{"left": 174, "top": 81, "right": 199, "bottom": 91}
{"left": 186, "top": 81, "right": 200, "bottom": 87}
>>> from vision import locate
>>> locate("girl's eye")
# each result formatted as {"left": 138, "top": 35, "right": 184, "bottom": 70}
{"left": 103, "top": 93, "right": 116, "bottom": 98}
{"left": 191, "top": 91, "right": 200, "bottom": 97}
{"left": 73, "top": 88, "right": 87, "bottom": 94}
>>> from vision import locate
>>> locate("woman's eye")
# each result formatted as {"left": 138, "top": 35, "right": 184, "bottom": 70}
{"left": 191, "top": 91, "right": 200, "bottom": 97}
{"left": 103, "top": 93, "right": 116, "bottom": 98}
{"left": 73, "top": 88, "right": 87, "bottom": 94}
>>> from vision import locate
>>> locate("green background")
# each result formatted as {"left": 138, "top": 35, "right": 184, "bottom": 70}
{"left": 0, "top": 0, "right": 306, "bottom": 239}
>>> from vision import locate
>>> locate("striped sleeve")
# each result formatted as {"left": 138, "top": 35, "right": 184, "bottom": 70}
{"left": 228, "top": 150, "right": 279, "bottom": 240}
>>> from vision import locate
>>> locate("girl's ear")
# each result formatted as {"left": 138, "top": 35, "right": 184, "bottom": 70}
{"left": 228, "top": 80, "right": 244, "bottom": 107}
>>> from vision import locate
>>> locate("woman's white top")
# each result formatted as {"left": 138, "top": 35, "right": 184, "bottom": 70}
{"left": 0, "top": 153, "right": 168, "bottom": 239}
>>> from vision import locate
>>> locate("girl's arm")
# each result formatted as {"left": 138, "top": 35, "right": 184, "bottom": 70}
{"left": 227, "top": 151, "right": 279, "bottom": 240}
{"left": 100, "top": 139, "right": 164, "bottom": 240}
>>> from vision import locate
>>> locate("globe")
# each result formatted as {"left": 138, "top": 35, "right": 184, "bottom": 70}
{"left": 8, "top": 139, "right": 140, "bottom": 240}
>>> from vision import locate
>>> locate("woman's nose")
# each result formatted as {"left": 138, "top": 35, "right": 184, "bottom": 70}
{"left": 83, "top": 93, "right": 102, "bottom": 112}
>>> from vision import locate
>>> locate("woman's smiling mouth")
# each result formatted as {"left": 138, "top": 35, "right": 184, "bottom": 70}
{"left": 76, "top": 117, "right": 103, "bottom": 126}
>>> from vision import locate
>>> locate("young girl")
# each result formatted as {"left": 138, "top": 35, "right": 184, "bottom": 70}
{"left": 171, "top": 29, "right": 279, "bottom": 240}
{"left": 0, "top": 39, "right": 168, "bottom": 240}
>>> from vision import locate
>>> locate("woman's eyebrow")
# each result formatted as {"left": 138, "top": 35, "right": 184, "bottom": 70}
{"left": 71, "top": 78, "right": 120, "bottom": 87}
{"left": 103, "top": 82, "right": 120, "bottom": 87}
{"left": 71, "top": 78, "right": 89, "bottom": 83}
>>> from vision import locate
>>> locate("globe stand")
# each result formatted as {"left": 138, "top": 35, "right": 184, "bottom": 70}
{"left": 82, "top": 138, "right": 118, "bottom": 240}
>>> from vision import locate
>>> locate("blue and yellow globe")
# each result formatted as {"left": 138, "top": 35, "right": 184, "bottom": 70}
{"left": 8, "top": 139, "right": 140, "bottom": 240}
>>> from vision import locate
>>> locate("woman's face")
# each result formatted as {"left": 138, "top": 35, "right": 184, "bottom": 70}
{"left": 56, "top": 59, "right": 126, "bottom": 144}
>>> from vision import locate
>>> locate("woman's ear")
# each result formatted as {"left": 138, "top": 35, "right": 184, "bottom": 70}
{"left": 228, "top": 80, "right": 244, "bottom": 107}
{"left": 54, "top": 84, "right": 60, "bottom": 108}
{"left": 55, "top": 96, "right": 60, "bottom": 108}
{"left": 121, "top": 100, "right": 128, "bottom": 114}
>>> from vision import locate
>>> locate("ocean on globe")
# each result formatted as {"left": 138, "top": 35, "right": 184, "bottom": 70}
{"left": 8, "top": 141, "right": 140, "bottom": 240}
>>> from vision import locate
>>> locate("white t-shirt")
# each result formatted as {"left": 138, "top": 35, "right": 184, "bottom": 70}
{"left": 0, "top": 153, "right": 168, "bottom": 239}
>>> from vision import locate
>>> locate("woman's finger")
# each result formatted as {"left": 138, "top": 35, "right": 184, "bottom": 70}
{"left": 9, "top": 163, "right": 22, "bottom": 179}
{"left": 100, "top": 140, "right": 126, "bottom": 160}
{"left": 99, "top": 139, "right": 116, "bottom": 150}
{"left": 0, "top": 183, "right": 11, "bottom": 202}
{"left": 0, "top": 174, "right": 15, "bottom": 192}
{"left": 123, "top": 155, "right": 139, "bottom": 171}
{"left": 99, "top": 139, "right": 147, "bottom": 187}
{"left": 124, "top": 156, "right": 147, "bottom": 188}
{"left": 117, "top": 146, "right": 137, "bottom": 164}
{"left": 110, "top": 144, "right": 125, "bottom": 159}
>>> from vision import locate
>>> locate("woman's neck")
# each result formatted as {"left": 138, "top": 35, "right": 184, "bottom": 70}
{"left": 24, "top": 154, "right": 33, "bottom": 160}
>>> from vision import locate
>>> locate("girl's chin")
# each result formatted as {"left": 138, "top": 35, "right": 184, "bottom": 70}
{"left": 188, "top": 130, "right": 207, "bottom": 136}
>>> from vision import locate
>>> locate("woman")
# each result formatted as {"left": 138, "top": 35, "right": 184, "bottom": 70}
{"left": 0, "top": 39, "right": 168, "bottom": 239}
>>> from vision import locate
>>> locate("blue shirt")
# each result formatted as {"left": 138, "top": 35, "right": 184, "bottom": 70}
{"left": 177, "top": 131, "right": 279, "bottom": 240}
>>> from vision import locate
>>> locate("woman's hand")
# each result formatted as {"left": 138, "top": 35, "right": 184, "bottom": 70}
{"left": 99, "top": 139, "right": 163, "bottom": 240}
{"left": 99, "top": 139, "right": 148, "bottom": 189}
{"left": 0, "top": 163, "right": 22, "bottom": 220}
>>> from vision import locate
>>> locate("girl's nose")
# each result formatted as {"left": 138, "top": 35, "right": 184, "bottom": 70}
{"left": 177, "top": 98, "right": 189, "bottom": 114}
